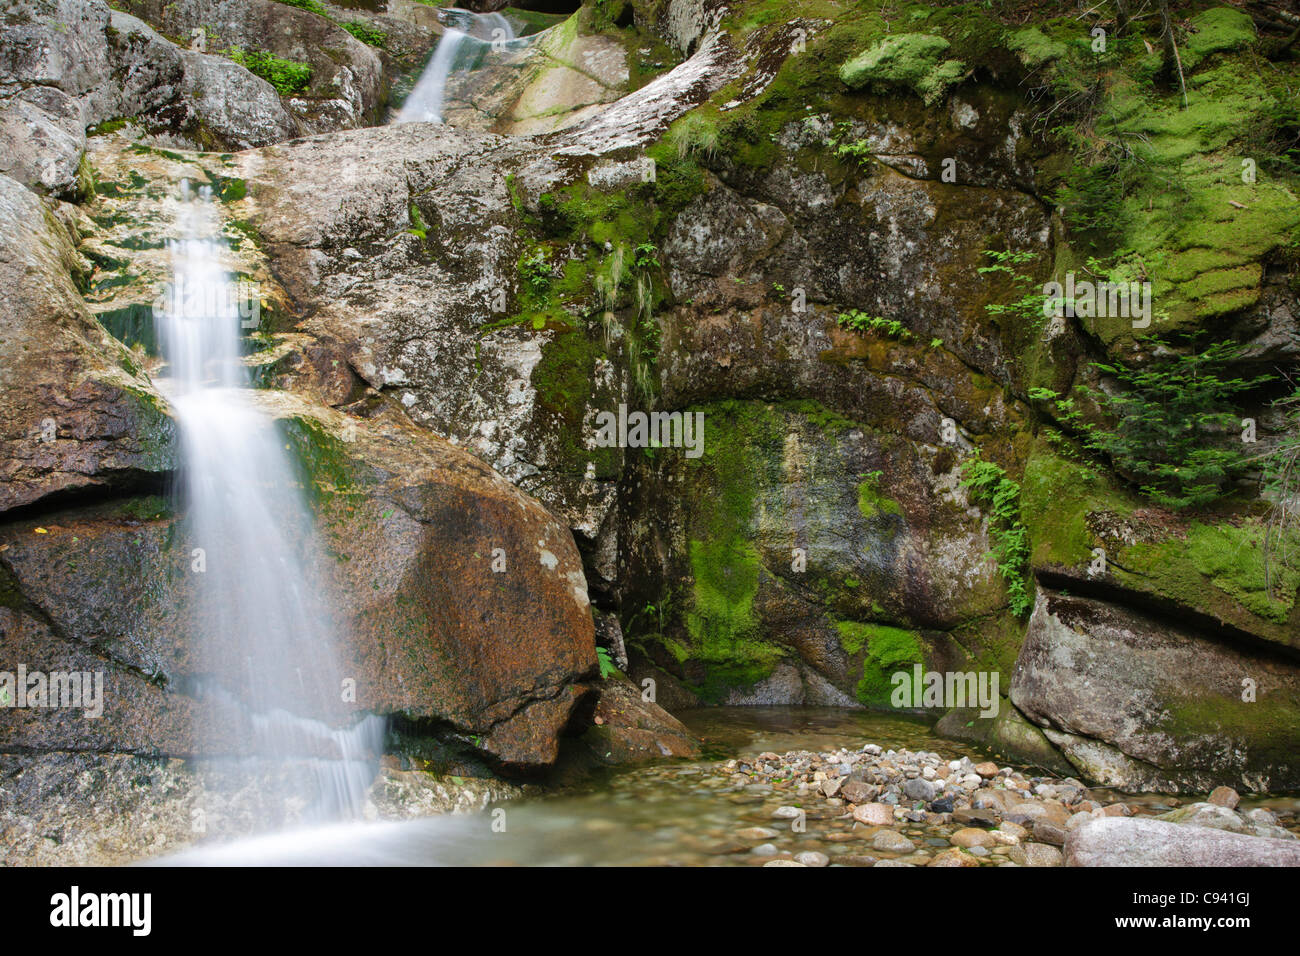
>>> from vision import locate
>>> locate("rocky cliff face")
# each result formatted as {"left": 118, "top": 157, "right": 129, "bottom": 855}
{"left": 2, "top": 0, "right": 1299, "bottom": 862}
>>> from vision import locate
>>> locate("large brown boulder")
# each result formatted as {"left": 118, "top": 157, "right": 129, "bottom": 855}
{"left": 0, "top": 395, "right": 598, "bottom": 770}
{"left": 574, "top": 677, "right": 700, "bottom": 766}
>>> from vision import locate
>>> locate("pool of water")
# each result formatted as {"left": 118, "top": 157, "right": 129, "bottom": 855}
{"left": 153, "top": 708, "right": 1298, "bottom": 866}
{"left": 679, "top": 706, "right": 969, "bottom": 760}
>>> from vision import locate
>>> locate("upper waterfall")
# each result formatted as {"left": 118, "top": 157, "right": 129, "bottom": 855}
{"left": 396, "top": 9, "right": 519, "bottom": 125}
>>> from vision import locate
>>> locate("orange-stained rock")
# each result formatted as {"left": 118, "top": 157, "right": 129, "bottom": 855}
{"left": 574, "top": 677, "right": 701, "bottom": 766}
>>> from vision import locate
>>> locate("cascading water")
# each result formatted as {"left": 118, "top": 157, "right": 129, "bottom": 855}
{"left": 396, "top": 9, "right": 519, "bottom": 124}
{"left": 158, "top": 185, "right": 383, "bottom": 826}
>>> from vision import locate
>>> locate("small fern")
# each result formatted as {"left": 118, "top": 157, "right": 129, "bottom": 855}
{"left": 960, "top": 455, "right": 1032, "bottom": 617}
{"left": 596, "top": 647, "right": 618, "bottom": 680}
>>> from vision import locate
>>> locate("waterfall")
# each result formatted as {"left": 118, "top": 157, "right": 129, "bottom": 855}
{"left": 396, "top": 9, "right": 518, "bottom": 124}
{"left": 158, "top": 185, "right": 384, "bottom": 825}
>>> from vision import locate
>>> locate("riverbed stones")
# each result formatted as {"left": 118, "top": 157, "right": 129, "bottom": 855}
{"left": 1032, "top": 819, "right": 1068, "bottom": 846}
{"left": 952, "top": 808, "right": 998, "bottom": 828}
{"left": 853, "top": 803, "right": 896, "bottom": 826}
{"left": 903, "top": 777, "right": 936, "bottom": 802}
{"left": 1208, "top": 786, "right": 1241, "bottom": 809}
{"left": 950, "top": 827, "right": 995, "bottom": 849}
{"left": 1009, "top": 843, "right": 1064, "bottom": 867}
{"left": 1156, "top": 802, "right": 1295, "bottom": 840}
{"left": 795, "top": 850, "right": 830, "bottom": 867}
{"left": 931, "top": 847, "right": 980, "bottom": 867}
{"left": 872, "top": 830, "right": 915, "bottom": 853}
{"left": 698, "top": 738, "right": 1297, "bottom": 868}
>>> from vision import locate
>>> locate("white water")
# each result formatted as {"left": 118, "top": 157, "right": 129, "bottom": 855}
{"left": 396, "top": 9, "right": 518, "bottom": 124}
{"left": 159, "top": 186, "right": 383, "bottom": 823}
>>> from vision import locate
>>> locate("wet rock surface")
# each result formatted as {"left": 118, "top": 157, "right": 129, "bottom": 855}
{"left": 0, "top": 171, "right": 178, "bottom": 512}
{"left": 1012, "top": 590, "right": 1300, "bottom": 793}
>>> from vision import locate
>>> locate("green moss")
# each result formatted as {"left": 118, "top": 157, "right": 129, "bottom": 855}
{"left": 96, "top": 304, "right": 158, "bottom": 356}
{"left": 679, "top": 401, "right": 788, "bottom": 701}
{"left": 113, "top": 495, "right": 173, "bottom": 521}
{"left": 783, "top": 399, "right": 861, "bottom": 435}
{"left": 856, "top": 478, "right": 902, "bottom": 520}
{"left": 279, "top": 416, "right": 362, "bottom": 503}
{"left": 207, "top": 175, "right": 247, "bottom": 203}
{"left": 685, "top": 536, "right": 782, "bottom": 700}
{"left": 1157, "top": 689, "right": 1300, "bottom": 770}
{"left": 116, "top": 383, "right": 177, "bottom": 469}
{"left": 93, "top": 170, "right": 148, "bottom": 197}
{"left": 228, "top": 219, "right": 263, "bottom": 252}
{"left": 1183, "top": 7, "right": 1257, "bottom": 71}
{"left": 342, "top": 20, "right": 387, "bottom": 48}
{"left": 664, "top": 112, "right": 720, "bottom": 161}
{"left": 1020, "top": 441, "right": 1131, "bottom": 569}
{"left": 1130, "top": 521, "right": 1300, "bottom": 625}
{"left": 0, "top": 563, "right": 27, "bottom": 611}
{"left": 225, "top": 47, "right": 312, "bottom": 95}
{"left": 834, "top": 621, "right": 923, "bottom": 707}
{"left": 839, "top": 33, "right": 966, "bottom": 105}
{"left": 1039, "top": 21, "right": 1300, "bottom": 344}
{"left": 272, "top": 0, "right": 329, "bottom": 17}
{"left": 1005, "top": 26, "right": 1067, "bottom": 70}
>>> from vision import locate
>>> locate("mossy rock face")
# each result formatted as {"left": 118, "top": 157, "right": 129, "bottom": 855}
{"left": 0, "top": 171, "right": 180, "bottom": 513}
{"left": 1025, "top": 3, "right": 1300, "bottom": 357}
{"left": 1118, "top": 521, "right": 1300, "bottom": 649}
{"left": 1023, "top": 438, "right": 1300, "bottom": 649}
{"left": 839, "top": 33, "right": 966, "bottom": 106}
{"left": 1182, "top": 7, "right": 1258, "bottom": 71}
{"left": 1020, "top": 439, "right": 1133, "bottom": 572}
{"left": 620, "top": 398, "right": 1002, "bottom": 705}
{"left": 115, "top": 0, "right": 389, "bottom": 133}
{"left": 1011, "top": 590, "right": 1300, "bottom": 793}
{"left": 1022, "top": 438, "right": 1297, "bottom": 653}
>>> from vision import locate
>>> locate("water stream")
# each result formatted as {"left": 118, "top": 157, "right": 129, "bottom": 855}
{"left": 396, "top": 9, "right": 520, "bottom": 124}
{"left": 153, "top": 707, "right": 1300, "bottom": 866}
{"left": 158, "top": 186, "right": 383, "bottom": 824}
